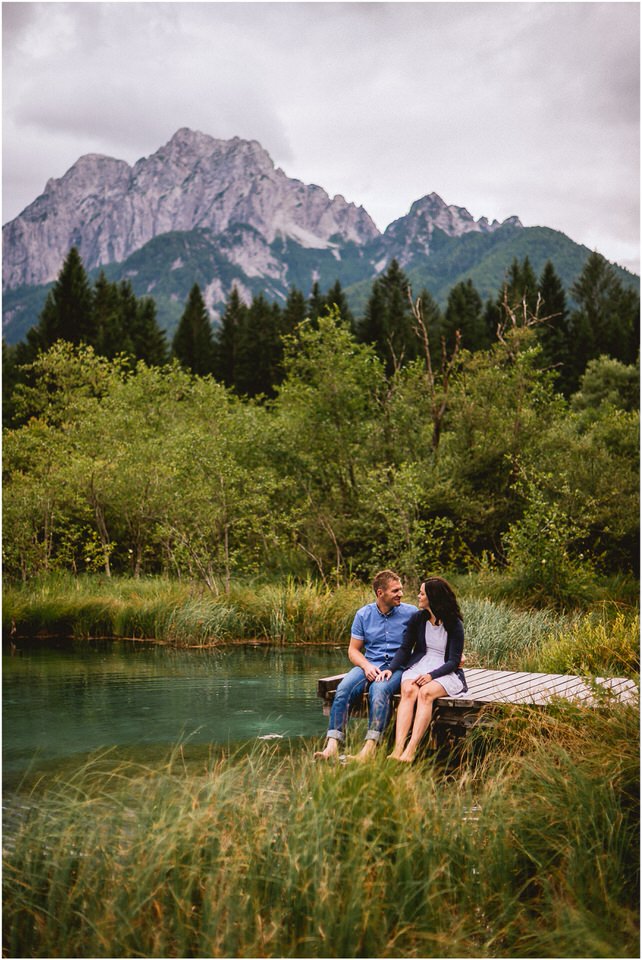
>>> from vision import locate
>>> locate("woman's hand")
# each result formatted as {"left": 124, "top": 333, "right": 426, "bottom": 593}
{"left": 414, "top": 673, "right": 432, "bottom": 687}
{"left": 376, "top": 669, "right": 392, "bottom": 682}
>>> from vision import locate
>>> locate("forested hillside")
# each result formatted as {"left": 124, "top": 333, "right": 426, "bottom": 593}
{"left": 3, "top": 244, "right": 639, "bottom": 606}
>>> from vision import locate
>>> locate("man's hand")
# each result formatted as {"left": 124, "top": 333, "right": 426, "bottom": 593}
{"left": 363, "top": 662, "right": 383, "bottom": 682}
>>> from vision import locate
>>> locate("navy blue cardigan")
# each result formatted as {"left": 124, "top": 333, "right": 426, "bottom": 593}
{"left": 388, "top": 609, "right": 467, "bottom": 692}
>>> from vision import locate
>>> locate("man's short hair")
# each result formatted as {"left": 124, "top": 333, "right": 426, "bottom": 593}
{"left": 372, "top": 569, "right": 401, "bottom": 595}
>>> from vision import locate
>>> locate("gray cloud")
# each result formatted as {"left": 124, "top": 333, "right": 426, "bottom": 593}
{"left": 3, "top": 1, "right": 639, "bottom": 272}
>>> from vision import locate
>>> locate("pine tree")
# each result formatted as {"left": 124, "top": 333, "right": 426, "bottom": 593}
{"left": 282, "top": 286, "right": 308, "bottom": 333}
{"left": 172, "top": 284, "right": 215, "bottom": 376}
{"left": 92, "top": 272, "right": 125, "bottom": 359}
{"left": 443, "top": 279, "right": 489, "bottom": 352}
{"left": 357, "top": 259, "right": 418, "bottom": 374}
{"left": 115, "top": 280, "right": 140, "bottom": 360}
{"left": 131, "top": 298, "right": 168, "bottom": 366}
{"left": 486, "top": 256, "right": 540, "bottom": 336}
{"left": 323, "top": 280, "right": 355, "bottom": 328}
{"left": 28, "top": 247, "right": 94, "bottom": 351}
{"left": 213, "top": 286, "right": 248, "bottom": 387}
{"left": 570, "top": 252, "right": 639, "bottom": 369}
{"left": 307, "top": 282, "right": 325, "bottom": 324}
{"left": 536, "top": 261, "right": 573, "bottom": 391}
{"left": 506, "top": 256, "right": 539, "bottom": 317}
{"left": 235, "top": 294, "right": 284, "bottom": 397}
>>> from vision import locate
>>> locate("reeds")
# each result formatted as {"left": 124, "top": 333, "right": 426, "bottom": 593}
{"left": 459, "top": 597, "right": 559, "bottom": 669}
{"left": 525, "top": 604, "right": 640, "bottom": 679}
{"left": 4, "top": 577, "right": 639, "bottom": 684}
{"left": 4, "top": 701, "right": 639, "bottom": 959}
{"left": 3, "top": 574, "right": 370, "bottom": 647}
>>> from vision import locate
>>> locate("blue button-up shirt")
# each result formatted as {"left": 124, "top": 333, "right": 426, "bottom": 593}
{"left": 350, "top": 602, "right": 417, "bottom": 667}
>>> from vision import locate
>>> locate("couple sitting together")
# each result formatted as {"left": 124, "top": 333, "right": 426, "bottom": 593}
{"left": 315, "top": 569, "right": 467, "bottom": 763}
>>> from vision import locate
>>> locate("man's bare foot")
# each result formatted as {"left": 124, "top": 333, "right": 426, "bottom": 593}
{"left": 314, "top": 740, "right": 340, "bottom": 760}
{"left": 348, "top": 740, "right": 378, "bottom": 762}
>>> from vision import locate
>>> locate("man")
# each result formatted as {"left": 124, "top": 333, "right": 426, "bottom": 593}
{"left": 315, "top": 569, "right": 416, "bottom": 761}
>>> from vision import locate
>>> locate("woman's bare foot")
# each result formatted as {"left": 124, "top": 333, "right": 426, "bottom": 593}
{"left": 398, "top": 749, "right": 416, "bottom": 763}
{"left": 314, "top": 739, "right": 340, "bottom": 760}
{"left": 387, "top": 750, "right": 404, "bottom": 760}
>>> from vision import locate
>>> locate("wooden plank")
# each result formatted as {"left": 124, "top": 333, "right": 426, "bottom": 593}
{"left": 316, "top": 675, "right": 346, "bottom": 698}
{"left": 317, "top": 668, "right": 638, "bottom": 710}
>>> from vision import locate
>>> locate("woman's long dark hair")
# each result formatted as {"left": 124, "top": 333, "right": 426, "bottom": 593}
{"left": 423, "top": 576, "right": 463, "bottom": 628}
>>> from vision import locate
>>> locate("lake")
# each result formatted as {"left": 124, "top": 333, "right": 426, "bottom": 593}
{"left": 3, "top": 639, "right": 345, "bottom": 784}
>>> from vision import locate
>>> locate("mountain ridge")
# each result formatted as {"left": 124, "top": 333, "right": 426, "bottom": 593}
{"left": 2, "top": 127, "right": 638, "bottom": 343}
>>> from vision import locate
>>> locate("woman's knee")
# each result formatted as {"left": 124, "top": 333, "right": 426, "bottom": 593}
{"left": 400, "top": 681, "right": 418, "bottom": 700}
{"left": 419, "top": 681, "right": 445, "bottom": 703}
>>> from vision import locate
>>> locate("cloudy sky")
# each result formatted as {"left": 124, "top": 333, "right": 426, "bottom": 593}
{"left": 3, "top": 1, "right": 640, "bottom": 272}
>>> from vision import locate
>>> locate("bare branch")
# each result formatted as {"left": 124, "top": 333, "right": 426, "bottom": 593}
{"left": 407, "top": 286, "right": 461, "bottom": 454}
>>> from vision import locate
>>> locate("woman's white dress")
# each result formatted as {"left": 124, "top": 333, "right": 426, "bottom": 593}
{"left": 401, "top": 620, "right": 465, "bottom": 697}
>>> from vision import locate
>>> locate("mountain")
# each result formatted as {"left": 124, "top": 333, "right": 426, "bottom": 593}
{"left": 2, "top": 128, "right": 638, "bottom": 343}
{"left": 2, "top": 128, "right": 378, "bottom": 291}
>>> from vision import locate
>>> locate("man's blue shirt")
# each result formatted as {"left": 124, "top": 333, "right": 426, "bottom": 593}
{"left": 350, "top": 601, "right": 417, "bottom": 667}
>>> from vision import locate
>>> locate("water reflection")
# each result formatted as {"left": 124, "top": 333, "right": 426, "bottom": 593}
{"left": 3, "top": 639, "right": 344, "bottom": 778}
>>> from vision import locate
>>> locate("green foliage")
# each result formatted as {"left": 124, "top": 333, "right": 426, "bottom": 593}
{"left": 434, "top": 330, "right": 565, "bottom": 557}
{"left": 274, "top": 310, "right": 386, "bottom": 581}
{"left": 564, "top": 252, "right": 640, "bottom": 395}
{"left": 501, "top": 477, "right": 597, "bottom": 610}
{"left": 28, "top": 246, "right": 93, "bottom": 349}
{"left": 2, "top": 243, "right": 640, "bottom": 590}
{"left": 571, "top": 354, "right": 639, "bottom": 413}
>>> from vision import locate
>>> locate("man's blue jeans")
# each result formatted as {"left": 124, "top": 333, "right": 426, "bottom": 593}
{"left": 327, "top": 666, "right": 403, "bottom": 743}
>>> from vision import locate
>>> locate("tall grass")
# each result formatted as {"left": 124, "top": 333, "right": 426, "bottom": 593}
{"left": 3, "top": 574, "right": 369, "bottom": 647}
{"left": 4, "top": 701, "right": 638, "bottom": 959}
{"left": 3, "top": 576, "right": 639, "bottom": 683}
{"left": 524, "top": 604, "right": 640, "bottom": 678}
{"left": 460, "top": 597, "right": 559, "bottom": 669}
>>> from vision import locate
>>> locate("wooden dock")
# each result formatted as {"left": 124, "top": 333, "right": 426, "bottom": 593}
{"left": 317, "top": 668, "right": 638, "bottom": 745}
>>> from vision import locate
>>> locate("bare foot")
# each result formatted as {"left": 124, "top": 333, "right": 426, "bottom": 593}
{"left": 398, "top": 750, "right": 416, "bottom": 763}
{"left": 314, "top": 740, "right": 340, "bottom": 760}
{"left": 387, "top": 751, "right": 404, "bottom": 760}
{"left": 348, "top": 741, "right": 378, "bottom": 762}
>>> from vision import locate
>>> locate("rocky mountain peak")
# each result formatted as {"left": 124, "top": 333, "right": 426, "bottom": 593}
{"left": 380, "top": 192, "right": 523, "bottom": 266}
{"left": 3, "top": 128, "right": 380, "bottom": 289}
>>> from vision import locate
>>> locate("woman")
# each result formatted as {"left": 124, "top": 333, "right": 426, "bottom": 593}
{"left": 382, "top": 576, "right": 467, "bottom": 762}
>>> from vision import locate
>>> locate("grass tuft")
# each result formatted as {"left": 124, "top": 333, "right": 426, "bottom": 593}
{"left": 3, "top": 702, "right": 639, "bottom": 959}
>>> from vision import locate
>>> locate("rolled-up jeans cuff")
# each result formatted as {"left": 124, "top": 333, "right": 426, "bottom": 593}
{"left": 365, "top": 729, "right": 382, "bottom": 742}
{"left": 326, "top": 729, "right": 344, "bottom": 743}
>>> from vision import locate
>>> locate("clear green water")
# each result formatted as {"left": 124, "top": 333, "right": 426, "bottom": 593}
{"left": 3, "top": 639, "right": 344, "bottom": 780}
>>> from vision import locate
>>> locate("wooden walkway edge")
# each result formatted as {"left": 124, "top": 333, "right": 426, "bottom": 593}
{"left": 317, "top": 667, "right": 638, "bottom": 743}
